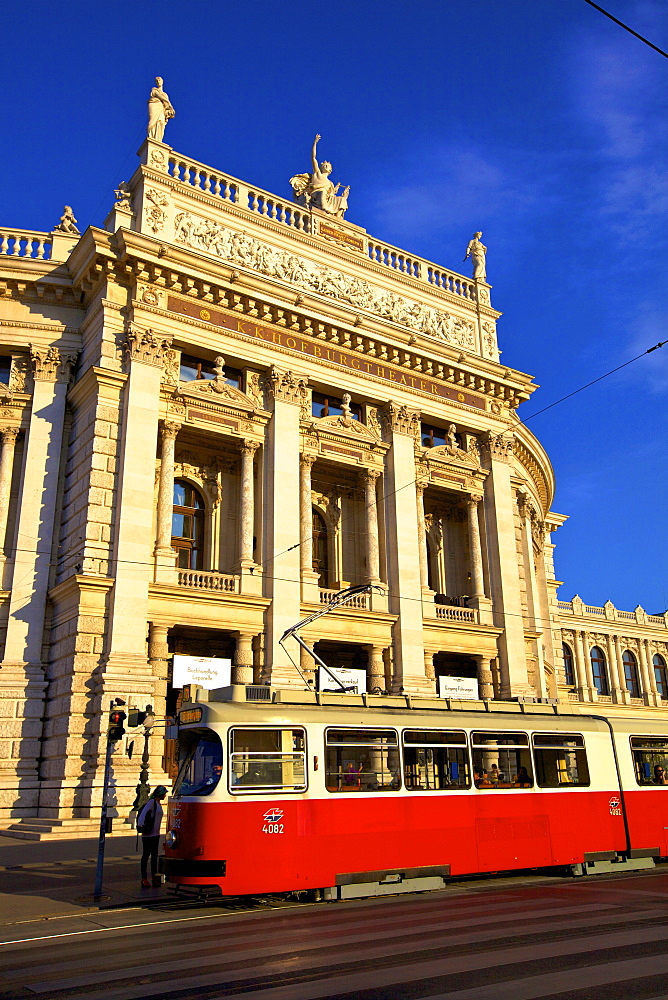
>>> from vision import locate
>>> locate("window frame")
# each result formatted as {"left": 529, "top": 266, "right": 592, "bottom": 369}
{"left": 562, "top": 643, "right": 575, "bottom": 687}
{"left": 590, "top": 646, "right": 609, "bottom": 696}
{"left": 470, "top": 731, "right": 533, "bottom": 789}
{"left": 325, "top": 727, "right": 400, "bottom": 793}
{"left": 228, "top": 726, "right": 308, "bottom": 795}
{"left": 653, "top": 654, "right": 668, "bottom": 700}
{"left": 402, "top": 728, "right": 471, "bottom": 791}
{"left": 622, "top": 650, "right": 641, "bottom": 698}
{"left": 630, "top": 735, "right": 668, "bottom": 787}
{"left": 311, "top": 391, "right": 362, "bottom": 421}
{"left": 532, "top": 732, "right": 590, "bottom": 788}
{"left": 171, "top": 479, "right": 205, "bottom": 570}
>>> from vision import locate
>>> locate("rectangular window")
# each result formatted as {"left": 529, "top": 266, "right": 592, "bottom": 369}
{"left": 180, "top": 353, "right": 241, "bottom": 388}
{"left": 533, "top": 733, "right": 590, "bottom": 787}
{"left": 312, "top": 392, "right": 361, "bottom": 421}
{"left": 630, "top": 736, "right": 668, "bottom": 786}
{"left": 471, "top": 732, "right": 533, "bottom": 789}
{"left": 403, "top": 730, "right": 470, "bottom": 790}
{"left": 229, "top": 728, "right": 306, "bottom": 792}
{"left": 0, "top": 357, "right": 11, "bottom": 385}
{"left": 325, "top": 728, "right": 399, "bottom": 792}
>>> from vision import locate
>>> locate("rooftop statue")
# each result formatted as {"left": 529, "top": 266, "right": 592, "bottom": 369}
{"left": 147, "top": 76, "right": 175, "bottom": 143}
{"left": 464, "top": 231, "right": 487, "bottom": 281}
{"left": 54, "top": 206, "right": 80, "bottom": 235}
{"left": 290, "top": 134, "right": 350, "bottom": 219}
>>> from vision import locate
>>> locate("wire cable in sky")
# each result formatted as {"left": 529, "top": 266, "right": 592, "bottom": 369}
{"left": 520, "top": 340, "right": 667, "bottom": 423}
{"left": 582, "top": 0, "right": 668, "bottom": 58}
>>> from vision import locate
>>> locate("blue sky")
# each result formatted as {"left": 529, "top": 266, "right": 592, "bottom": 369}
{"left": 3, "top": 0, "right": 666, "bottom": 612}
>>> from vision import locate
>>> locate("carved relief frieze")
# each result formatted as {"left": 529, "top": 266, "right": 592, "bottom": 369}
{"left": 7, "top": 356, "right": 32, "bottom": 394}
{"left": 124, "top": 327, "right": 172, "bottom": 368}
{"left": 172, "top": 210, "right": 476, "bottom": 349}
{"left": 139, "top": 284, "right": 165, "bottom": 308}
{"left": 145, "top": 189, "right": 170, "bottom": 234}
{"left": 244, "top": 371, "right": 264, "bottom": 409}
{"left": 30, "top": 345, "right": 78, "bottom": 383}
{"left": 482, "top": 320, "right": 499, "bottom": 360}
{"left": 161, "top": 348, "right": 180, "bottom": 387}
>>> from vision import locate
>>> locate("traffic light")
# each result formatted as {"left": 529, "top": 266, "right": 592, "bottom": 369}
{"left": 108, "top": 708, "right": 126, "bottom": 740}
{"left": 127, "top": 705, "right": 154, "bottom": 728}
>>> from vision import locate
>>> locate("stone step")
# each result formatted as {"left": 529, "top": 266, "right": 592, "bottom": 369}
{"left": 0, "top": 817, "right": 135, "bottom": 841}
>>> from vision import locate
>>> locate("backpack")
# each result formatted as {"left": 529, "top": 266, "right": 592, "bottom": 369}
{"left": 137, "top": 800, "right": 156, "bottom": 835}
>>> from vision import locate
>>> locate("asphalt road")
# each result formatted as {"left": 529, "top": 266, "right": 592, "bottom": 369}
{"left": 1, "top": 866, "right": 668, "bottom": 1000}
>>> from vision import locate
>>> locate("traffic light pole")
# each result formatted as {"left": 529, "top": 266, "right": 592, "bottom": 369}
{"left": 93, "top": 708, "right": 116, "bottom": 902}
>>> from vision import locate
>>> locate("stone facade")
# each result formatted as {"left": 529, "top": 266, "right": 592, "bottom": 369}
{"left": 0, "top": 134, "right": 665, "bottom": 824}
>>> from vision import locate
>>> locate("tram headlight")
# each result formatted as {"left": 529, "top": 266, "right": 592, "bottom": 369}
{"left": 165, "top": 829, "right": 177, "bottom": 848}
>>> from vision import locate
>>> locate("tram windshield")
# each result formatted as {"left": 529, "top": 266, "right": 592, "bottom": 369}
{"left": 631, "top": 737, "right": 668, "bottom": 786}
{"left": 173, "top": 728, "right": 223, "bottom": 797}
{"left": 402, "top": 730, "right": 470, "bottom": 790}
{"left": 325, "top": 728, "right": 400, "bottom": 792}
{"left": 471, "top": 732, "right": 533, "bottom": 789}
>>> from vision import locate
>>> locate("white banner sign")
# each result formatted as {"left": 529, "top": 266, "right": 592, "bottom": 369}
{"left": 173, "top": 655, "right": 231, "bottom": 690}
{"left": 319, "top": 666, "right": 367, "bottom": 695}
{"left": 438, "top": 675, "right": 479, "bottom": 700}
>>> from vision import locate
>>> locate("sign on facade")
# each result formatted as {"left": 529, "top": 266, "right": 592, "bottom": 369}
{"left": 319, "top": 666, "right": 367, "bottom": 695}
{"left": 173, "top": 655, "right": 231, "bottom": 690}
{"left": 438, "top": 675, "right": 479, "bottom": 700}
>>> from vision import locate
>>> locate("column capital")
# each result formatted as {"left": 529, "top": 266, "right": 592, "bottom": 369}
{"left": 0, "top": 426, "right": 20, "bottom": 443}
{"left": 29, "top": 345, "right": 78, "bottom": 383}
{"left": 361, "top": 467, "right": 381, "bottom": 486}
{"left": 159, "top": 419, "right": 181, "bottom": 440}
{"left": 300, "top": 452, "right": 317, "bottom": 469}
{"left": 466, "top": 493, "right": 483, "bottom": 508}
{"left": 262, "top": 365, "right": 309, "bottom": 407}
{"left": 240, "top": 439, "right": 260, "bottom": 458}
{"left": 380, "top": 400, "right": 421, "bottom": 437}
{"left": 123, "top": 327, "right": 173, "bottom": 368}
{"left": 481, "top": 430, "right": 514, "bottom": 463}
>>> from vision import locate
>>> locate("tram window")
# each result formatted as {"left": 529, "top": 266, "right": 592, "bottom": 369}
{"left": 630, "top": 736, "right": 668, "bottom": 786}
{"left": 229, "top": 728, "right": 306, "bottom": 793}
{"left": 172, "top": 728, "right": 223, "bottom": 797}
{"left": 471, "top": 732, "right": 533, "bottom": 789}
{"left": 325, "top": 728, "right": 400, "bottom": 792}
{"left": 532, "top": 733, "right": 590, "bottom": 787}
{"left": 402, "top": 730, "right": 470, "bottom": 790}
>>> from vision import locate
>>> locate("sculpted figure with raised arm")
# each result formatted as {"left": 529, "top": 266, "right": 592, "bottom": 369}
{"left": 465, "top": 231, "right": 487, "bottom": 281}
{"left": 290, "top": 134, "right": 350, "bottom": 219}
{"left": 147, "top": 76, "right": 175, "bottom": 143}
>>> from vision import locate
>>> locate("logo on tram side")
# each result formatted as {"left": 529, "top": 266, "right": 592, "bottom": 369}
{"left": 262, "top": 807, "right": 285, "bottom": 834}
{"left": 609, "top": 795, "right": 622, "bottom": 816}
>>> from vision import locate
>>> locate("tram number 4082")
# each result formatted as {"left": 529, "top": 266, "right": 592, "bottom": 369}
{"left": 263, "top": 822, "right": 284, "bottom": 834}
{"left": 262, "top": 808, "right": 285, "bottom": 834}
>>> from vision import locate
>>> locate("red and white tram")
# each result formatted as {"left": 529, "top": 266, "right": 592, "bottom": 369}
{"left": 160, "top": 686, "right": 668, "bottom": 898}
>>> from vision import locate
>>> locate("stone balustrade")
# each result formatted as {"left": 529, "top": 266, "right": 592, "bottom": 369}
{"left": 0, "top": 229, "right": 52, "bottom": 260}
{"left": 160, "top": 148, "right": 483, "bottom": 306}
{"left": 177, "top": 569, "right": 240, "bottom": 593}
{"left": 318, "top": 588, "right": 369, "bottom": 610}
{"left": 557, "top": 598, "right": 668, "bottom": 627}
{"left": 435, "top": 605, "right": 477, "bottom": 623}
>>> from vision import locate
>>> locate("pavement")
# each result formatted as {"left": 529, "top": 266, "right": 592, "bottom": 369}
{"left": 0, "top": 833, "right": 174, "bottom": 928}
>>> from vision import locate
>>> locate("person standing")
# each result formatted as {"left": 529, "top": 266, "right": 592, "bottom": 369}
{"left": 138, "top": 785, "right": 167, "bottom": 888}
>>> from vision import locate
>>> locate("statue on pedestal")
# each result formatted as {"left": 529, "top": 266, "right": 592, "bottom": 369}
{"left": 114, "top": 182, "right": 132, "bottom": 211}
{"left": 54, "top": 206, "right": 80, "bottom": 235}
{"left": 290, "top": 134, "right": 350, "bottom": 219}
{"left": 147, "top": 76, "right": 175, "bottom": 143}
{"left": 465, "top": 232, "right": 487, "bottom": 281}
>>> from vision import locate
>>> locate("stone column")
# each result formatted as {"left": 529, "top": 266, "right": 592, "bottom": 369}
{"left": 516, "top": 493, "right": 548, "bottom": 700}
{"left": 368, "top": 645, "right": 386, "bottom": 693}
{"left": 0, "top": 427, "right": 19, "bottom": 558}
{"left": 579, "top": 631, "right": 597, "bottom": 701}
{"left": 239, "top": 440, "right": 260, "bottom": 566}
{"left": 148, "top": 623, "right": 172, "bottom": 783}
{"left": 423, "top": 649, "right": 436, "bottom": 683}
{"left": 416, "top": 482, "right": 430, "bottom": 590}
{"left": 263, "top": 367, "right": 308, "bottom": 685}
{"left": 638, "top": 639, "right": 659, "bottom": 706}
{"left": 570, "top": 631, "right": 586, "bottom": 700}
{"left": 381, "top": 403, "right": 432, "bottom": 694}
{"left": 299, "top": 453, "right": 317, "bottom": 576}
{"left": 154, "top": 420, "right": 180, "bottom": 582}
{"left": 466, "top": 495, "right": 486, "bottom": 598}
{"left": 474, "top": 655, "right": 495, "bottom": 700}
{"left": 611, "top": 635, "right": 629, "bottom": 704}
{"left": 481, "top": 433, "right": 534, "bottom": 698}
{"left": 362, "top": 468, "right": 381, "bottom": 585}
{"left": 233, "top": 631, "right": 255, "bottom": 685}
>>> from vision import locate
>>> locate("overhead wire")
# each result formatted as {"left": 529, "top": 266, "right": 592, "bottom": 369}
{"left": 582, "top": 0, "right": 668, "bottom": 59}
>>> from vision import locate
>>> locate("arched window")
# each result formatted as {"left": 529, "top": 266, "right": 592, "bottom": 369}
{"left": 562, "top": 643, "right": 575, "bottom": 686}
{"left": 654, "top": 654, "right": 668, "bottom": 700}
{"left": 172, "top": 480, "right": 204, "bottom": 569}
{"left": 312, "top": 509, "right": 329, "bottom": 588}
{"left": 590, "top": 646, "right": 609, "bottom": 696}
{"left": 623, "top": 650, "right": 641, "bottom": 698}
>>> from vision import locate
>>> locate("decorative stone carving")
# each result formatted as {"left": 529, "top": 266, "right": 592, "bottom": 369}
{"left": 481, "top": 431, "right": 514, "bottom": 463}
{"left": 7, "top": 356, "right": 30, "bottom": 393}
{"left": 54, "top": 206, "right": 80, "bottom": 235}
{"left": 145, "top": 189, "right": 169, "bottom": 234}
{"left": 262, "top": 366, "right": 308, "bottom": 407}
{"left": 123, "top": 328, "right": 172, "bottom": 367}
{"left": 477, "top": 286, "right": 490, "bottom": 305}
{"left": 465, "top": 232, "right": 487, "bottom": 281}
{"left": 312, "top": 489, "right": 341, "bottom": 527}
{"left": 172, "top": 211, "right": 476, "bottom": 349}
{"left": 180, "top": 357, "right": 259, "bottom": 411}
{"left": 140, "top": 285, "right": 163, "bottom": 307}
{"left": 150, "top": 147, "right": 168, "bottom": 171}
{"left": 482, "top": 320, "right": 498, "bottom": 359}
{"left": 289, "top": 134, "right": 350, "bottom": 219}
{"left": 30, "top": 345, "right": 78, "bottom": 383}
{"left": 147, "top": 76, "right": 175, "bottom": 142}
{"left": 381, "top": 401, "right": 421, "bottom": 438}
{"left": 366, "top": 407, "right": 382, "bottom": 438}
{"left": 114, "top": 182, "right": 132, "bottom": 211}
{"left": 244, "top": 371, "right": 264, "bottom": 409}
{"left": 160, "top": 348, "right": 180, "bottom": 387}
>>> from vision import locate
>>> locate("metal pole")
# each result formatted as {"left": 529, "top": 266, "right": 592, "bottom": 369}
{"left": 93, "top": 714, "right": 115, "bottom": 901}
